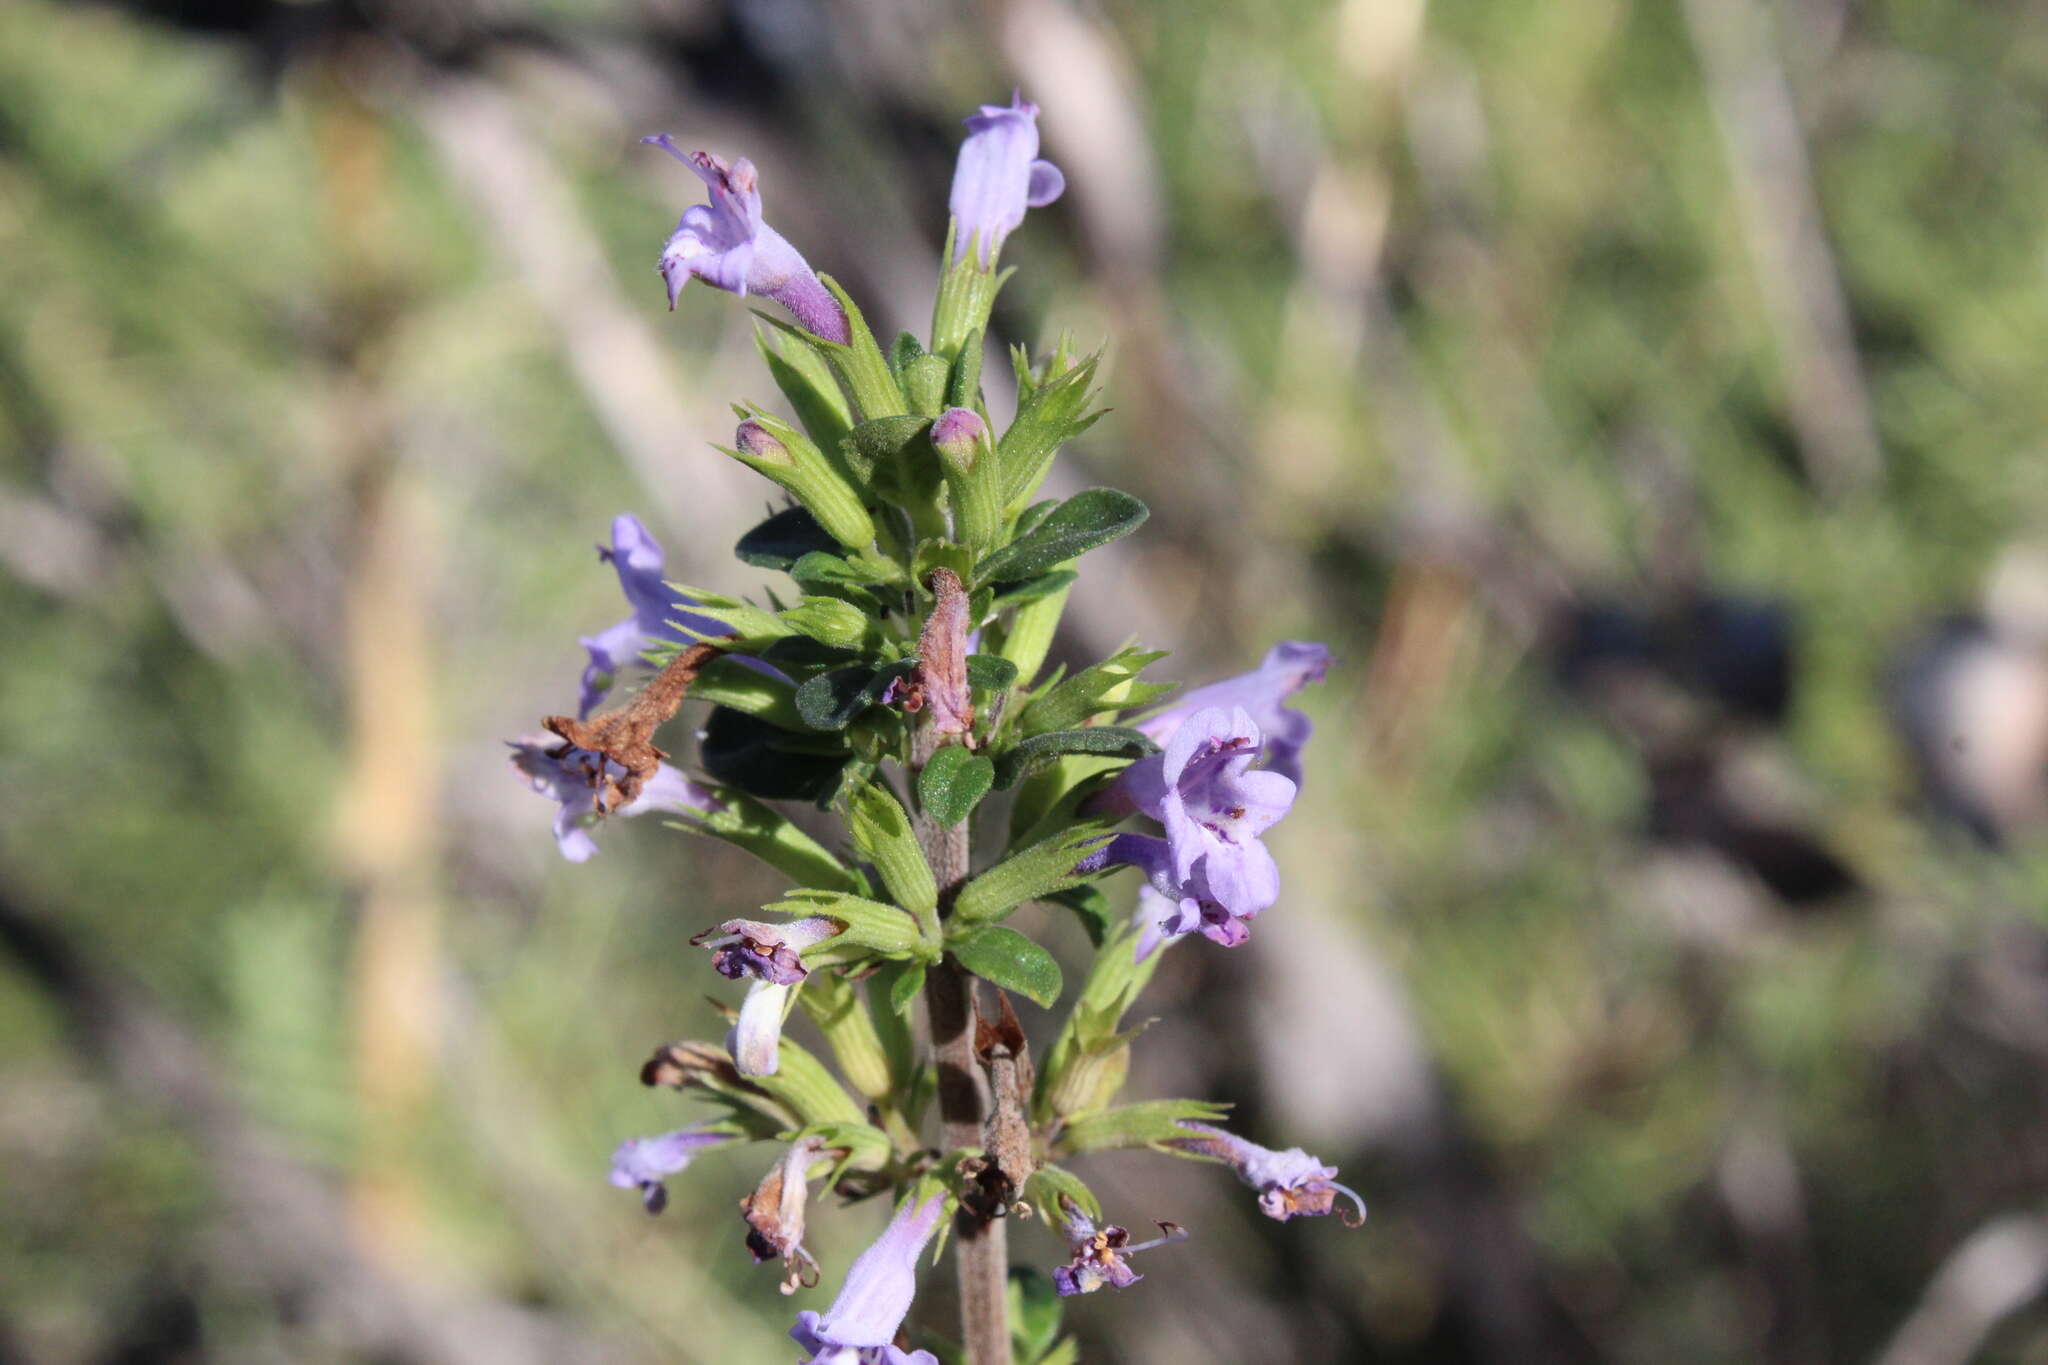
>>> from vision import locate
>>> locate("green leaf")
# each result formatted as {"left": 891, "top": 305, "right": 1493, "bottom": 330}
{"left": 992, "top": 726, "right": 1158, "bottom": 790}
{"left": 889, "top": 329, "right": 925, "bottom": 377}
{"left": 948, "top": 925, "right": 1063, "bottom": 1008}
{"left": 765, "top": 890, "right": 931, "bottom": 959}
{"left": 794, "top": 661, "right": 914, "bottom": 731}
{"left": 987, "top": 570, "right": 1076, "bottom": 614}
{"left": 918, "top": 746, "right": 995, "bottom": 828}
{"left": 884, "top": 959, "right": 928, "bottom": 1015}
{"left": 903, "top": 352, "right": 951, "bottom": 415}
{"left": 1043, "top": 885, "right": 1114, "bottom": 948}
{"left": 849, "top": 783, "right": 939, "bottom": 921}
{"left": 779, "top": 596, "right": 882, "bottom": 652}
{"left": 818, "top": 275, "right": 906, "bottom": 420}
{"left": 788, "top": 550, "right": 902, "bottom": 590}
{"left": 1018, "top": 647, "right": 1172, "bottom": 736}
{"left": 1008, "top": 1269, "right": 1063, "bottom": 1365}
{"left": 996, "top": 353, "right": 1104, "bottom": 507}
{"left": 974, "top": 488, "right": 1149, "bottom": 585}
{"left": 678, "top": 790, "right": 859, "bottom": 892}
{"left": 754, "top": 327, "right": 854, "bottom": 462}
{"left": 965, "top": 653, "right": 1019, "bottom": 694}
{"left": 685, "top": 655, "right": 809, "bottom": 732}
{"left": 953, "top": 824, "right": 1110, "bottom": 925}
{"left": 1058, "top": 1099, "right": 1233, "bottom": 1156}
{"left": 698, "top": 707, "right": 852, "bottom": 803}
{"left": 947, "top": 327, "right": 984, "bottom": 408}
{"left": 1022, "top": 1165, "right": 1101, "bottom": 1221}
{"left": 735, "top": 506, "right": 839, "bottom": 571}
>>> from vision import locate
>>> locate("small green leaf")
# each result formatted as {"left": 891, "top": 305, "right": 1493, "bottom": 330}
{"left": 754, "top": 327, "right": 854, "bottom": 463}
{"left": 1022, "top": 1165, "right": 1101, "bottom": 1221}
{"left": 966, "top": 653, "right": 1019, "bottom": 694}
{"left": 1058, "top": 1099, "right": 1233, "bottom": 1156}
{"left": 886, "top": 959, "right": 928, "bottom": 1015}
{"left": 686, "top": 655, "right": 808, "bottom": 732}
{"left": 988, "top": 570, "right": 1076, "bottom": 613}
{"left": 974, "top": 488, "right": 1149, "bottom": 585}
{"left": 948, "top": 327, "right": 984, "bottom": 408}
{"left": 1018, "top": 647, "right": 1173, "bottom": 736}
{"left": 953, "top": 824, "right": 1109, "bottom": 925}
{"left": 903, "top": 352, "right": 951, "bottom": 415}
{"left": 890, "top": 329, "right": 926, "bottom": 377}
{"left": 1043, "top": 885, "right": 1114, "bottom": 948}
{"left": 949, "top": 925, "right": 1063, "bottom": 1008}
{"left": 779, "top": 596, "right": 882, "bottom": 652}
{"left": 794, "top": 665, "right": 902, "bottom": 732}
{"left": 735, "top": 506, "right": 839, "bottom": 571}
{"left": 996, "top": 354, "right": 1104, "bottom": 507}
{"left": 918, "top": 746, "right": 995, "bottom": 828}
{"left": 992, "top": 726, "right": 1158, "bottom": 790}
{"left": 699, "top": 708, "right": 852, "bottom": 803}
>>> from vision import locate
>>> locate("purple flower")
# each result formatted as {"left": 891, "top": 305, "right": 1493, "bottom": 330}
{"left": 577, "top": 514, "right": 729, "bottom": 718}
{"left": 743, "top": 1136, "right": 826, "bottom": 1292}
{"left": 790, "top": 1193, "right": 947, "bottom": 1365}
{"left": 1134, "top": 641, "right": 1329, "bottom": 788}
{"left": 1129, "top": 881, "right": 1253, "bottom": 962}
{"left": 692, "top": 916, "right": 843, "bottom": 986}
{"left": 1085, "top": 705, "right": 1295, "bottom": 936}
{"left": 1050, "top": 1196, "right": 1186, "bottom": 1297}
{"left": 608, "top": 1123, "right": 734, "bottom": 1215}
{"left": 948, "top": 94, "right": 1064, "bottom": 265}
{"left": 1170, "top": 1122, "right": 1366, "bottom": 1226}
{"left": 508, "top": 737, "right": 722, "bottom": 863}
{"left": 643, "top": 137, "right": 850, "bottom": 344}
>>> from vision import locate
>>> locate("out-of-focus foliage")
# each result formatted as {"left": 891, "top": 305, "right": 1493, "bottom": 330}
{"left": 7, "top": 0, "right": 2048, "bottom": 1361}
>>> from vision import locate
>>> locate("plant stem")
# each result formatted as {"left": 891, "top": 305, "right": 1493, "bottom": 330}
{"left": 912, "top": 727, "right": 1009, "bottom": 1365}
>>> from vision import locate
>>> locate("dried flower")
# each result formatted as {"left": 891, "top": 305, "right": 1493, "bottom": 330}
{"left": 508, "top": 737, "right": 721, "bottom": 863}
{"left": 1170, "top": 1122, "right": 1366, "bottom": 1225}
{"left": 608, "top": 1123, "right": 735, "bottom": 1215}
{"left": 643, "top": 137, "right": 851, "bottom": 344}
{"left": 1050, "top": 1195, "right": 1187, "bottom": 1297}
{"left": 789, "top": 1193, "right": 947, "bottom": 1365}
{"left": 948, "top": 94, "right": 1064, "bottom": 264}
{"left": 743, "top": 1136, "right": 827, "bottom": 1292}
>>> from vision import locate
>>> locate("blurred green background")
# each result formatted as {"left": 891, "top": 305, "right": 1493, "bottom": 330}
{"left": 7, "top": 0, "right": 2048, "bottom": 1360}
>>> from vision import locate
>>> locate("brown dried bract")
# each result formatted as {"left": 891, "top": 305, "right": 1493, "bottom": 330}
{"left": 543, "top": 640, "right": 725, "bottom": 813}
{"left": 640, "top": 1040, "right": 743, "bottom": 1090}
{"left": 972, "top": 991, "right": 1037, "bottom": 1216}
{"left": 914, "top": 568, "right": 974, "bottom": 743}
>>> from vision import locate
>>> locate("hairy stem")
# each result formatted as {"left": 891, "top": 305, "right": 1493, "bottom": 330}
{"left": 913, "top": 726, "right": 1008, "bottom": 1365}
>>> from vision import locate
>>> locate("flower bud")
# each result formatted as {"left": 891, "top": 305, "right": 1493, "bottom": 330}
{"left": 722, "top": 415, "right": 875, "bottom": 551}
{"left": 930, "top": 407, "right": 1000, "bottom": 552}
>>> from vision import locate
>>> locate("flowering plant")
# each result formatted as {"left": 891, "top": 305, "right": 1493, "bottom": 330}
{"left": 511, "top": 94, "right": 1354, "bottom": 1365}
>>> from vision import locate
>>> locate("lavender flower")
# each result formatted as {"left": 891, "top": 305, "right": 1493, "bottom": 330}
{"left": 577, "top": 514, "right": 728, "bottom": 718}
{"left": 508, "top": 737, "right": 721, "bottom": 863}
{"left": 608, "top": 1123, "right": 734, "bottom": 1215}
{"left": 1170, "top": 1122, "right": 1366, "bottom": 1226}
{"left": 1083, "top": 705, "right": 1296, "bottom": 943}
{"left": 1050, "top": 1196, "right": 1187, "bottom": 1297}
{"left": 789, "top": 1193, "right": 947, "bottom": 1365}
{"left": 692, "top": 916, "right": 843, "bottom": 986}
{"left": 1129, "top": 881, "right": 1253, "bottom": 962}
{"left": 948, "top": 94, "right": 1064, "bottom": 265}
{"left": 1134, "top": 640, "right": 1330, "bottom": 788}
{"left": 643, "top": 137, "right": 851, "bottom": 344}
{"left": 743, "top": 1136, "right": 826, "bottom": 1292}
